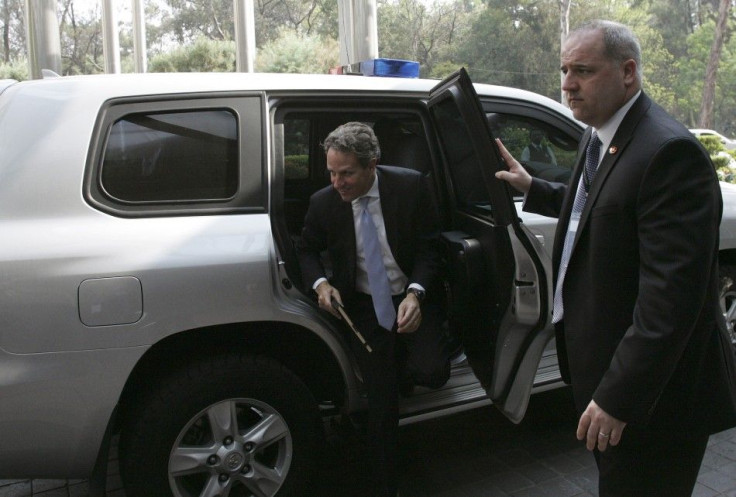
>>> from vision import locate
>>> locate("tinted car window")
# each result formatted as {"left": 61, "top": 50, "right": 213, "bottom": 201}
{"left": 101, "top": 110, "right": 239, "bottom": 202}
{"left": 432, "top": 97, "right": 495, "bottom": 219}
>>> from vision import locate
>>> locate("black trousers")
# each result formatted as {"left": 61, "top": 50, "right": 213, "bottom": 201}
{"left": 594, "top": 424, "right": 708, "bottom": 497}
{"left": 347, "top": 293, "right": 450, "bottom": 497}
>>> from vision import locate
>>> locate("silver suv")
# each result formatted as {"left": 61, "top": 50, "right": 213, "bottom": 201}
{"left": 1, "top": 69, "right": 734, "bottom": 497}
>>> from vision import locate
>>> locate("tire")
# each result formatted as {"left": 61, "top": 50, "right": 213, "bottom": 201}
{"left": 719, "top": 265, "right": 736, "bottom": 350}
{"left": 119, "top": 353, "right": 321, "bottom": 497}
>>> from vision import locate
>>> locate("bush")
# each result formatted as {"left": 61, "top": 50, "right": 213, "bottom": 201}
{"left": 256, "top": 31, "right": 338, "bottom": 74}
{"left": 698, "top": 135, "right": 725, "bottom": 156}
{"left": 694, "top": 134, "right": 736, "bottom": 183}
{"left": 148, "top": 38, "right": 236, "bottom": 73}
{"left": 0, "top": 59, "right": 29, "bottom": 81}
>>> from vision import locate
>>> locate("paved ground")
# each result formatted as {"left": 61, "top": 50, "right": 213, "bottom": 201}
{"left": 2, "top": 387, "right": 736, "bottom": 496}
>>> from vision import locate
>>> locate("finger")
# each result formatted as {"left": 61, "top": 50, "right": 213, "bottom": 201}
{"left": 608, "top": 424, "right": 625, "bottom": 447}
{"left": 397, "top": 314, "right": 419, "bottom": 334}
{"left": 576, "top": 412, "right": 590, "bottom": 441}
{"left": 495, "top": 138, "right": 510, "bottom": 157}
{"left": 596, "top": 430, "right": 611, "bottom": 452}
{"left": 587, "top": 426, "right": 602, "bottom": 451}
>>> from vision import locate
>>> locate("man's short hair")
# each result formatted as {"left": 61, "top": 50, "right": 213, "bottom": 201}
{"left": 572, "top": 20, "right": 642, "bottom": 80}
{"left": 323, "top": 122, "right": 381, "bottom": 168}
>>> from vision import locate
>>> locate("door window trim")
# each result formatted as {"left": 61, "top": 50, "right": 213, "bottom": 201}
{"left": 84, "top": 94, "right": 265, "bottom": 218}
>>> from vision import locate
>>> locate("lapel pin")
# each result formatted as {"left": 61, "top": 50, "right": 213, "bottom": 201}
{"left": 608, "top": 146, "right": 618, "bottom": 155}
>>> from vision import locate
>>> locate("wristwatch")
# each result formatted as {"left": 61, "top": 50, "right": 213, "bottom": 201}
{"left": 407, "top": 288, "right": 425, "bottom": 303}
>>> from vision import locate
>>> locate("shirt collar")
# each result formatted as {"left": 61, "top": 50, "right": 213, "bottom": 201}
{"left": 593, "top": 90, "right": 642, "bottom": 155}
{"left": 352, "top": 172, "right": 380, "bottom": 207}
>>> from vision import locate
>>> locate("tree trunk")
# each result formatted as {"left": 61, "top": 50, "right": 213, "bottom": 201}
{"left": 698, "top": 0, "right": 730, "bottom": 129}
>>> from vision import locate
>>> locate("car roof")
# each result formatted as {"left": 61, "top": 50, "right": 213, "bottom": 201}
{"left": 2, "top": 72, "right": 574, "bottom": 117}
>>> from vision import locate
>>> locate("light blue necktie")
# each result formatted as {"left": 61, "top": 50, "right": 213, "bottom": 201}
{"left": 360, "top": 196, "right": 397, "bottom": 330}
{"left": 552, "top": 132, "right": 601, "bottom": 323}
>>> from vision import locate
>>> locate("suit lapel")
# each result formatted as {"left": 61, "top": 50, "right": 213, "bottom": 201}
{"left": 331, "top": 189, "right": 358, "bottom": 285}
{"left": 377, "top": 168, "right": 400, "bottom": 256}
{"left": 568, "top": 94, "right": 651, "bottom": 256}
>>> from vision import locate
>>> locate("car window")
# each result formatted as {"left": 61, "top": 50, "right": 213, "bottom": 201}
{"left": 486, "top": 113, "right": 578, "bottom": 197}
{"left": 100, "top": 109, "right": 239, "bottom": 202}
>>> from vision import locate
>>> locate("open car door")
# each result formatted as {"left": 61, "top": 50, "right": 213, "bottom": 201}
{"left": 428, "top": 68, "right": 553, "bottom": 423}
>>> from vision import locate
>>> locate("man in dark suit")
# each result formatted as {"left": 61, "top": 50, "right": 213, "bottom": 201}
{"left": 297, "top": 121, "right": 450, "bottom": 497}
{"left": 496, "top": 20, "right": 736, "bottom": 496}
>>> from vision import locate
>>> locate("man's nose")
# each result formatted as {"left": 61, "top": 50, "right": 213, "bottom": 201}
{"left": 561, "top": 72, "right": 576, "bottom": 92}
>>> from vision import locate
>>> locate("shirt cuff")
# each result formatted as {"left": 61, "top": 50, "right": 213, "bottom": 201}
{"left": 407, "top": 283, "right": 425, "bottom": 293}
{"left": 312, "top": 277, "right": 328, "bottom": 290}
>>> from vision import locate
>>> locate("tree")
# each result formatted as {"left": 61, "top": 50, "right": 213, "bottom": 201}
{"left": 159, "top": 0, "right": 336, "bottom": 48}
{"left": 449, "top": 0, "right": 563, "bottom": 98}
{"left": 1, "top": 0, "right": 25, "bottom": 62}
{"left": 378, "top": 0, "right": 471, "bottom": 76}
{"left": 58, "top": 0, "right": 104, "bottom": 75}
{"left": 699, "top": 0, "right": 731, "bottom": 128}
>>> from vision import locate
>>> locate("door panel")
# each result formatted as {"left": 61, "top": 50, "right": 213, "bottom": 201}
{"left": 429, "top": 68, "right": 550, "bottom": 422}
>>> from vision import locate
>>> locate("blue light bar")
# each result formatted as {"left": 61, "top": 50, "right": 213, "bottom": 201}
{"left": 360, "top": 58, "right": 420, "bottom": 78}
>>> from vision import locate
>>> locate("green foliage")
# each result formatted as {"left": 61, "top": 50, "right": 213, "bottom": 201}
{"left": 255, "top": 30, "right": 338, "bottom": 74}
{"left": 378, "top": 0, "right": 473, "bottom": 78}
{"left": 447, "top": 0, "right": 562, "bottom": 99}
{"left": 0, "top": 58, "right": 28, "bottom": 80}
{"left": 148, "top": 38, "right": 236, "bottom": 72}
{"left": 428, "top": 61, "right": 463, "bottom": 80}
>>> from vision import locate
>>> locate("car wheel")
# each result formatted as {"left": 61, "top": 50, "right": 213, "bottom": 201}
{"left": 119, "top": 353, "right": 320, "bottom": 497}
{"left": 719, "top": 265, "right": 736, "bottom": 349}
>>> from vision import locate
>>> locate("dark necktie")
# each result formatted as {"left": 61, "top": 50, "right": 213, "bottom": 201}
{"left": 359, "top": 196, "right": 396, "bottom": 330}
{"left": 552, "top": 132, "right": 601, "bottom": 323}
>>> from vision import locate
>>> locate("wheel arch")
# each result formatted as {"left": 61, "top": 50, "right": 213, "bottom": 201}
{"left": 115, "top": 321, "right": 351, "bottom": 432}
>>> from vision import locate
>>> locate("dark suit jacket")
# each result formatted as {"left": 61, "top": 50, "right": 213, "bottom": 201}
{"left": 525, "top": 92, "right": 736, "bottom": 435}
{"left": 297, "top": 165, "right": 442, "bottom": 304}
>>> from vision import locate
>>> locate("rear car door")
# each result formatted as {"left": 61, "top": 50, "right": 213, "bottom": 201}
{"left": 428, "top": 68, "right": 554, "bottom": 423}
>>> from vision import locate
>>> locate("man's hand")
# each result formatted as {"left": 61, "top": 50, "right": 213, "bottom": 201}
{"left": 577, "top": 400, "right": 627, "bottom": 452}
{"left": 397, "top": 293, "right": 421, "bottom": 334}
{"left": 494, "top": 138, "right": 533, "bottom": 194}
{"left": 315, "top": 281, "right": 342, "bottom": 319}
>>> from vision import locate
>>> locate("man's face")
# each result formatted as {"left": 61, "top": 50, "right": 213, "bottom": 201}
{"left": 560, "top": 30, "right": 637, "bottom": 128}
{"left": 326, "top": 148, "right": 376, "bottom": 202}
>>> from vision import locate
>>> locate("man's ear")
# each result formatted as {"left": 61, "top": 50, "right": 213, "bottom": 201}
{"left": 622, "top": 59, "right": 637, "bottom": 86}
{"left": 368, "top": 158, "right": 378, "bottom": 170}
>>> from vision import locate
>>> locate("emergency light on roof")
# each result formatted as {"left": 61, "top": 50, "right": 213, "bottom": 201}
{"left": 329, "top": 58, "right": 420, "bottom": 78}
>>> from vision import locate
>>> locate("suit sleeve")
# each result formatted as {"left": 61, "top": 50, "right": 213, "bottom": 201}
{"left": 407, "top": 174, "right": 443, "bottom": 290}
{"left": 593, "top": 138, "right": 722, "bottom": 423}
{"left": 523, "top": 177, "right": 568, "bottom": 219}
{"left": 296, "top": 193, "right": 329, "bottom": 292}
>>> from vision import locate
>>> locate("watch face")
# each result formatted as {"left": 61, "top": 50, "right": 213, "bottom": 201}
{"left": 409, "top": 289, "right": 425, "bottom": 301}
